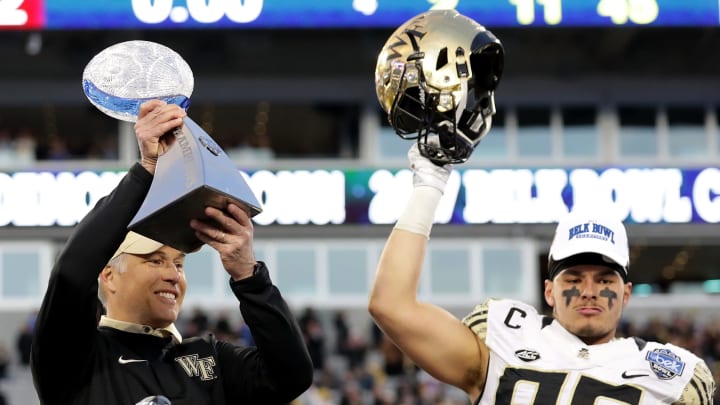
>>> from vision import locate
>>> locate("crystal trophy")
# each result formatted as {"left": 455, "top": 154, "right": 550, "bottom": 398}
{"left": 83, "top": 40, "right": 262, "bottom": 253}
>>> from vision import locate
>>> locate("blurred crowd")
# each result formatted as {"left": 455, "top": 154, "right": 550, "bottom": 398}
{"left": 0, "top": 122, "right": 276, "bottom": 168}
{"left": 0, "top": 126, "right": 119, "bottom": 167}
{"left": 3, "top": 308, "right": 719, "bottom": 405}
{"left": 0, "top": 128, "right": 37, "bottom": 167}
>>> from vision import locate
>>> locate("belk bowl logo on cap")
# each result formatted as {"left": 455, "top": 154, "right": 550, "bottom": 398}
{"left": 567, "top": 220, "right": 616, "bottom": 244}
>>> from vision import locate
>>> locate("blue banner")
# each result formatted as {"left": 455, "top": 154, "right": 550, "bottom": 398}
{"left": 1, "top": 0, "right": 717, "bottom": 30}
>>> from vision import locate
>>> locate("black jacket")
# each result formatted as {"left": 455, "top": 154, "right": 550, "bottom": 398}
{"left": 31, "top": 163, "right": 313, "bottom": 405}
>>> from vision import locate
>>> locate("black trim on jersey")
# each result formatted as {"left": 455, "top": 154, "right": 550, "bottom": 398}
{"left": 474, "top": 309, "right": 488, "bottom": 316}
{"left": 700, "top": 374, "right": 713, "bottom": 402}
{"left": 466, "top": 309, "right": 488, "bottom": 330}
{"left": 689, "top": 374, "right": 709, "bottom": 405}
{"left": 632, "top": 337, "right": 647, "bottom": 351}
{"left": 541, "top": 316, "right": 553, "bottom": 329}
{"left": 467, "top": 319, "right": 485, "bottom": 330}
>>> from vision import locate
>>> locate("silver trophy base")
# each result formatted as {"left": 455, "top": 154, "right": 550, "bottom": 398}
{"left": 129, "top": 186, "right": 257, "bottom": 253}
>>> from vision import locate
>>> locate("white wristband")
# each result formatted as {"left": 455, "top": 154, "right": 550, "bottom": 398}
{"left": 394, "top": 186, "right": 443, "bottom": 238}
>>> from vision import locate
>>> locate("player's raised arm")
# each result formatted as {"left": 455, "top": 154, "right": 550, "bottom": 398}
{"left": 369, "top": 9, "right": 504, "bottom": 400}
{"left": 369, "top": 143, "right": 490, "bottom": 397}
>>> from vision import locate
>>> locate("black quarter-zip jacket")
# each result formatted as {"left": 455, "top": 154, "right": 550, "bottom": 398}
{"left": 31, "top": 163, "right": 313, "bottom": 405}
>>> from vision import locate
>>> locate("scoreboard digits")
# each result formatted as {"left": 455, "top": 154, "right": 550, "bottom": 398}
{"left": 510, "top": 0, "right": 562, "bottom": 25}
{"left": 131, "top": 0, "right": 263, "bottom": 24}
{"left": 0, "top": 0, "right": 28, "bottom": 26}
{"left": 0, "top": 0, "right": 43, "bottom": 29}
{"left": 596, "top": 0, "right": 659, "bottom": 25}
{"left": 509, "top": 0, "right": 660, "bottom": 25}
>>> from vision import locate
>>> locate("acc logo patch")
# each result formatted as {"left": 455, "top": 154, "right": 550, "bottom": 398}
{"left": 515, "top": 349, "right": 541, "bottom": 362}
{"left": 645, "top": 348, "right": 685, "bottom": 380}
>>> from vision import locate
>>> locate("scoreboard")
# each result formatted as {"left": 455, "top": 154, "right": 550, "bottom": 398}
{"left": 0, "top": 0, "right": 717, "bottom": 30}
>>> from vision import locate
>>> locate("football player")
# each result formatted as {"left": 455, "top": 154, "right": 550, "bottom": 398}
{"left": 369, "top": 9, "right": 715, "bottom": 404}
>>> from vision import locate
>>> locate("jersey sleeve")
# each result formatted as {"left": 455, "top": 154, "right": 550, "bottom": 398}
{"left": 461, "top": 298, "right": 493, "bottom": 342}
{"left": 219, "top": 262, "right": 313, "bottom": 403}
{"left": 673, "top": 359, "right": 716, "bottom": 405}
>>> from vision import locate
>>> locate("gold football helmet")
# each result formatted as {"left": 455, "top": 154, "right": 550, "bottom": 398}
{"left": 375, "top": 9, "right": 504, "bottom": 164}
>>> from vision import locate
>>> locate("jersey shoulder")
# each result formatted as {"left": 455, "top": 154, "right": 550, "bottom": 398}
{"left": 461, "top": 298, "right": 544, "bottom": 340}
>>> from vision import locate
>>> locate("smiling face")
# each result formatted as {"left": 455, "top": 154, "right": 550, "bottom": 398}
{"left": 101, "top": 246, "right": 187, "bottom": 328}
{"left": 544, "top": 264, "right": 632, "bottom": 345}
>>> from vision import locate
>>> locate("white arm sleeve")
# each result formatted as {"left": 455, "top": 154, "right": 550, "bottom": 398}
{"left": 394, "top": 186, "right": 442, "bottom": 238}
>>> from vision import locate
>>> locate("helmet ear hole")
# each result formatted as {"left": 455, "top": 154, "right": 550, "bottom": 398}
{"left": 479, "top": 96, "right": 491, "bottom": 109}
{"left": 469, "top": 45, "right": 504, "bottom": 92}
{"left": 435, "top": 47, "right": 449, "bottom": 70}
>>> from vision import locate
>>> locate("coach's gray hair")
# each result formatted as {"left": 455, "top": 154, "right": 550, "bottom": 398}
{"left": 98, "top": 254, "right": 127, "bottom": 307}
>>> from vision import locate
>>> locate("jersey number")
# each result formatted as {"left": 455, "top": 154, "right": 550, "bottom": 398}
{"left": 496, "top": 368, "right": 643, "bottom": 404}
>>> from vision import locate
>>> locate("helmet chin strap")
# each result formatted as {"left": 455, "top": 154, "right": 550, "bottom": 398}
{"left": 451, "top": 77, "right": 475, "bottom": 144}
{"left": 455, "top": 78, "right": 469, "bottom": 125}
{"left": 472, "top": 111, "right": 491, "bottom": 135}
{"left": 423, "top": 76, "right": 474, "bottom": 163}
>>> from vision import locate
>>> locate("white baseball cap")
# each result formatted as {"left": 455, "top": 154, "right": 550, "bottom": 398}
{"left": 548, "top": 210, "right": 629, "bottom": 280}
{"left": 110, "top": 231, "right": 164, "bottom": 261}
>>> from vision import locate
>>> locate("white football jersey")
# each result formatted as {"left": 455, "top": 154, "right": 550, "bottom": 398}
{"left": 462, "top": 299, "right": 714, "bottom": 404}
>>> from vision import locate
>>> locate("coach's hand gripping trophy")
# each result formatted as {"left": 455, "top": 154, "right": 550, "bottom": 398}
{"left": 82, "top": 40, "right": 262, "bottom": 252}
{"left": 375, "top": 9, "right": 504, "bottom": 164}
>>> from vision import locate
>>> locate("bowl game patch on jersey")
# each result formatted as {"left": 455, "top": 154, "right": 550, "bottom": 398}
{"left": 646, "top": 348, "right": 686, "bottom": 380}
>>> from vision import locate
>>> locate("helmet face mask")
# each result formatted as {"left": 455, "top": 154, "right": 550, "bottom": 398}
{"left": 375, "top": 10, "right": 504, "bottom": 165}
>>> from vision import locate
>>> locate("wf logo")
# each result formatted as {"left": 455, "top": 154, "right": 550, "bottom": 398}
{"left": 175, "top": 354, "right": 217, "bottom": 381}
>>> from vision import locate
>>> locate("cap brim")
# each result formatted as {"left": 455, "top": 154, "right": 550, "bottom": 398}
{"left": 110, "top": 231, "right": 164, "bottom": 261}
